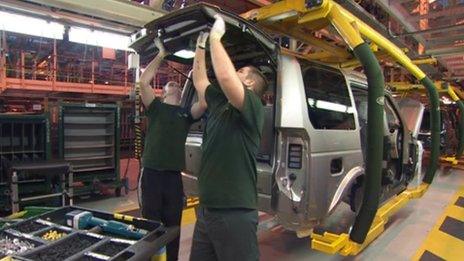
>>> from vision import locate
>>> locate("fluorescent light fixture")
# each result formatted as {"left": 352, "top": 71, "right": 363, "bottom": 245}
{"left": 69, "top": 26, "right": 131, "bottom": 50}
{"left": 308, "top": 98, "right": 354, "bottom": 113}
{"left": 173, "top": 49, "right": 195, "bottom": 59}
{"left": 0, "top": 11, "right": 64, "bottom": 39}
{"left": 316, "top": 100, "right": 348, "bottom": 113}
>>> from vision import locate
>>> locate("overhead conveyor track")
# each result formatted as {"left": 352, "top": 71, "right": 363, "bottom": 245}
{"left": 244, "top": 0, "right": 441, "bottom": 255}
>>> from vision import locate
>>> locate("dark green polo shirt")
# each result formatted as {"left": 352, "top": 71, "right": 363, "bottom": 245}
{"left": 199, "top": 83, "right": 264, "bottom": 209}
{"left": 142, "top": 98, "right": 194, "bottom": 171}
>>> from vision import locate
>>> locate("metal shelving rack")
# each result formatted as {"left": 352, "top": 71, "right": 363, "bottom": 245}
{"left": 58, "top": 103, "right": 121, "bottom": 196}
{"left": 0, "top": 113, "right": 51, "bottom": 212}
{"left": 0, "top": 114, "right": 50, "bottom": 168}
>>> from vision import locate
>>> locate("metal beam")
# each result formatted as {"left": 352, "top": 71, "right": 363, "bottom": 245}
{"left": 451, "top": 64, "right": 464, "bottom": 70}
{"left": 374, "top": 0, "right": 428, "bottom": 44}
{"left": 426, "top": 46, "right": 464, "bottom": 57}
{"left": 373, "top": 0, "right": 450, "bottom": 76}
{"left": 398, "top": 23, "right": 464, "bottom": 36}
{"left": 22, "top": 0, "right": 165, "bottom": 28}
{"left": 445, "top": 76, "right": 464, "bottom": 80}
{"left": 408, "top": 6, "right": 464, "bottom": 22}
{"left": 443, "top": 56, "right": 464, "bottom": 62}
{"left": 426, "top": 34, "right": 464, "bottom": 47}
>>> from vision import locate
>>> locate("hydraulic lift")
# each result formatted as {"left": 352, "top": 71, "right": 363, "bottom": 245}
{"left": 244, "top": 0, "right": 442, "bottom": 255}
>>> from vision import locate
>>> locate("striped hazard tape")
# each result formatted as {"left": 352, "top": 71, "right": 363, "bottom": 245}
{"left": 413, "top": 185, "right": 464, "bottom": 261}
{"left": 186, "top": 197, "right": 199, "bottom": 208}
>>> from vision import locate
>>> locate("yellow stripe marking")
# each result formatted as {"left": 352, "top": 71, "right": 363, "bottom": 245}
{"left": 181, "top": 207, "right": 197, "bottom": 226}
{"left": 446, "top": 205, "right": 464, "bottom": 222}
{"left": 115, "top": 197, "right": 198, "bottom": 227}
{"left": 413, "top": 185, "right": 464, "bottom": 261}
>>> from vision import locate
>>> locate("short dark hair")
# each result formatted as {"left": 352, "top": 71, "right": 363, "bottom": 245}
{"left": 247, "top": 66, "right": 268, "bottom": 97}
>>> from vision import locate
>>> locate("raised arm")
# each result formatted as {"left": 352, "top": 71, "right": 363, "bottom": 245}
{"left": 190, "top": 32, "right": 209, "bottom": 119}
{"left": 139, "top": 38, "right": 168, "bottom": 108}
{"left": 209, "top": 15, "right": 245, "bottom": 110}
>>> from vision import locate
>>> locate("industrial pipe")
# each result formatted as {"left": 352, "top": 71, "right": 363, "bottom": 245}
{"left": 338, "top": 4, "right": 441, "bottom": 186}
{"left": 456, "top": 100, "right": 464, "bottom": 157}
{"left": 327, "top": 3, "right": 385, "bottom": 245}
{"left": 349, "top": 42, "right": 385, "bottom": 244}
{"left": 420, "top": 77, "right": 441, "bottom": 184}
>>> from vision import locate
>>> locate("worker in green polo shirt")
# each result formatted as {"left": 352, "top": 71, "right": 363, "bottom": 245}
{"left": 189, "top": 15, "right": 268, "bottom": 261}
{"left": 138, "top": 38, "right": 206, "bottom": 261}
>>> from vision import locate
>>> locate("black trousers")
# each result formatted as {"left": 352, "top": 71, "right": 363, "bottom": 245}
{"left": 139, "top": 168, "right": 184, "bottom": 261}
{"left": 189, "top": 206, "right": 259, "bottom": 261}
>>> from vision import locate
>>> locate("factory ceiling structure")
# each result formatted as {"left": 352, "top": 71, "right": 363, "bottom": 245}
{"left": 373, "top": 0, "right": 464, "bottom": 81}
{"left": 1, "top": 0, "right": 462, "bottom": 83}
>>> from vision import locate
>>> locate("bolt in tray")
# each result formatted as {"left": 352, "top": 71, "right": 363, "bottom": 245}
{"left": 0, "top": 230, "right": 45, "bottom": 259}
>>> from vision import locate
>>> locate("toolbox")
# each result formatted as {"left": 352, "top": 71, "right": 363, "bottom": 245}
{"left": 0, "top": 206, "right": 177, "bottom": 260}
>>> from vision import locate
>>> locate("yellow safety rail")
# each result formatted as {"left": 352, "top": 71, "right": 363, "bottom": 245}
{"left": 311, "top": 183, "right": 429, "bottom": 255}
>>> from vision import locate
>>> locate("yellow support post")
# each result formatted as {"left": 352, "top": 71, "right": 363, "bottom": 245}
{"left": 412, "top": 57, "right": 437, "bottom": 65}
{"left": 447, "top": 85, "right": 460, "bottom": 102}
{"left": 336, "top": 6, "right": 426, "bottom": 80}
{"left": 248, "top": 0, "right": 306, "bottom": 22}
{"left": 388, "top": 82, "right": 447, "bottom": 92}
{"left": 452, "top": 87, "right": 464, "bottom": 100}
{"left": 441, "top": 156, "right": 459, "bottom": 165}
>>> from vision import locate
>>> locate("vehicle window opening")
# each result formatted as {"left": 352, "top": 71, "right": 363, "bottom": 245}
{"left": 302, "top": 66, "right": 356, "bottom": 130}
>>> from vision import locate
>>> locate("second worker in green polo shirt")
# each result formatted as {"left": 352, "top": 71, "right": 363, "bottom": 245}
{"left": 189, "top": 15, "right": 268, "bottom": 261}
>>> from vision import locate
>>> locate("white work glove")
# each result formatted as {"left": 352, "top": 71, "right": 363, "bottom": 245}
{"left": 154, "top": 38, "right": 168, "bottom": 57}
{"left": 210, "top": 14, "right": 225, "bottom": 41}
{"left": 196, "top": 31, "right": 209, "bottom": 49}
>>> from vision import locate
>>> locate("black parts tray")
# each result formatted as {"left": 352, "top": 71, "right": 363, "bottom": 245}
{"left": 1, "top": 206, "right": 178, "bottom": 260}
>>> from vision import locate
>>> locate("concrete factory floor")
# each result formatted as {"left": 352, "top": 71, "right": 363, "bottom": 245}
{"left": 78, "top": 159, "right": 464, "bottom": 260}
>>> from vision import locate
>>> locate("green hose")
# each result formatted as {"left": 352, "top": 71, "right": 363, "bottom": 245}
{"left": 349, "top": 43, "right": 384, "bottom": 244}
{"left": 420, "top": 77, "right": 441, "bottom": 184}
{"left": 456, "top": 100, "right": 464, "bottom": 157}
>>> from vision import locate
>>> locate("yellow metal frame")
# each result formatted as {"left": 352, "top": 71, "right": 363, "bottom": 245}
{"left": 412, "top": 57, "right": 437, "bottom": 65}
{"left": 247, "top": 0, "right": 442, "bottom": 255}
{"left": 249, "top": 0, "right": 430, "bottom": 80}
{"left": 311, "top": 184, "right": 429, "bottom": 255}
{"left": 441, "top": 156, "right": 459, "bottom": 165}
{"left": 389, "top": 81, "right": 448, "bottom": 92}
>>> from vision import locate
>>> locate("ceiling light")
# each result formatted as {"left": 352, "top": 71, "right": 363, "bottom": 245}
{"left": 173, "top": 49, "right": 195, "bottom": 59}
{"left": 308, "top": 98, "right": 354, "bottom": 113}
{"left": 69, "top": 26, "right": 131, "bottom": 50}
{"left": 0, "top": 11, "right": 64, "bottom": 39}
